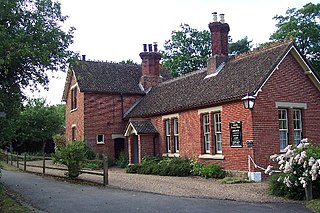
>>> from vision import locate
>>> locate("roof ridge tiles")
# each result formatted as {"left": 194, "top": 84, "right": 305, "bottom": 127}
{"left": 233, "top": 40, "right": 292, "bottom": 62}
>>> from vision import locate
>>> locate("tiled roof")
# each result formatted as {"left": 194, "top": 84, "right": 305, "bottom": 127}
{"left": 62, "top": 61, "right": 172, "bottom": 101}
{"left": 126, "top": 41, "right": 294, "bottom": 118}
{"left": 129, "top": 121, "right": 159, "bottom": 134}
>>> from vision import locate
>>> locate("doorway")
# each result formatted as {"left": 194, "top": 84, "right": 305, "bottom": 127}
{"left": 114, "top": 138, "right": 125, "bottom": 160}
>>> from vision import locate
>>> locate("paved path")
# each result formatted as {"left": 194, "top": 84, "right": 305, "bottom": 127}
{"left": 16, "top": 160, "right": 288, "bottom": 202}
{"left": 1, "top": 170, "right": 312, "bottom": 213}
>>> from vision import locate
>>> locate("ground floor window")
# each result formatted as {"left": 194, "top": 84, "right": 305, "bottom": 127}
{"left": 278, "top": 109, "right": 288, "bottom": 152}
{"left": 214, "top": 113, "right": 222, "bottom": 153}
{"left": 293, "top": 109, "right": 302, "bottom": 145}
{"left": 173, "top": 118, "right": 179, "bottom": 153}
{"left": 165, "top": 119, "right": 171, "bottom": 152}
{"left": 72, "top": 126, "right": 76, "bottom": 141}
{"left": 97, "top": 134, "right": 105, "bottom": 144}
{"left": 202, "top": 112, "right": 222, "bottom": 154}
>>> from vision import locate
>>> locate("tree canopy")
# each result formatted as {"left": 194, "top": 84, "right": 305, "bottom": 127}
{"left": 0, "top": 0, "right": 76, "bottom": 104}
{"left": 13, "top": 99, "right": 65, "bottom": 152}
{"left": 161, "top": 24, "right": 252, "bottom": 77}
{"left": 270, "top": 2, "right": 320, "bottom": 73}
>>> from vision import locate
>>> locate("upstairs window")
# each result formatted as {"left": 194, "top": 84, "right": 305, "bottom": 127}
{"left": 293, "top": 109, "right": 302, "bottom": 145}
{"left": 71, "top": 87, "right": 77, "bottom": 110}
{"left": 279, "top": 109, "right": 288, "bottom": 152}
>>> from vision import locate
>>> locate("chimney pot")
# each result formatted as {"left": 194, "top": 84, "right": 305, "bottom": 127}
{"left": 82, "top": 55, "right": 86, "bottom": 61}
{"left": 212, "top": 12, "right": 218, "bottom": 22}
{"left": 148, "top": 44, "right": 153, "bottom": 52}
{"left": 219, "top": 14, "right": 225, "bottom": 23}
{"left": 143, "top": 44, "right": 147, "bottom": 52}
{"left": 153, "top": 42, "right": 158, "bottom": 52}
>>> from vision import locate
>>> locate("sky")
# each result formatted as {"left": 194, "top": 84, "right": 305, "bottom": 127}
{"left": 28, "top": 0, "right": 316, "bottom": 105}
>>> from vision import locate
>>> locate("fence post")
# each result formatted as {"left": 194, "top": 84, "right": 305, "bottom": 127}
{"left": 42, "top": 152, "right": 46, "bottom": 174}
{"left": 6, "top": 152, "right": 9, "bottom": 164}
{"left": 103, "top": 155, "right": 108, "bottom": 186}
{"left": 10, "top": 152, "right": 13, "bottom": 165}
{"left": 17, "top": 153, "right": 19, "bottom": 169}
{"left": 305, "top": 181, "right": 313, "bottom": 201}
{"left": 24, "top": 153, "right": 27, "bottom": 171}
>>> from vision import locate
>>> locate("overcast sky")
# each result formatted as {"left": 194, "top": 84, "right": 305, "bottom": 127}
{"left": 28, "top": 0, "right": 316, "bottom": 105}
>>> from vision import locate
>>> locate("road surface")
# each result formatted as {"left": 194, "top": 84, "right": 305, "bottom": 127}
{"left": 1, "top": 170, "right": 311, "bottom": 213}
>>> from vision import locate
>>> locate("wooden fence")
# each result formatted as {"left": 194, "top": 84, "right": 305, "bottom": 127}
{"left": 2, "top": 151, "right": 109, "bottom": 186}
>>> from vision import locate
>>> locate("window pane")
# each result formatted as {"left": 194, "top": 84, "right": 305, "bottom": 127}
{"left": 214, "top": 113, "right": 222, "bottom": 154}
{"left": 203, "top": 114, "right": 210, "bottom": 153}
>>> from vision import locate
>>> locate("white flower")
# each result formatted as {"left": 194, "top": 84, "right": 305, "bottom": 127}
{"left": 301, "top": 138, "right": 308, "bottom": 143}
{"left": 294, "top": 154, "right": 300, "bottom": 162}
{"left": 265, "top": 165, "right": 273, "bottom": 175}
{"left": 284, "top": 145, "right": 293, "bottom": 152}
{"left": 284, "top": 161, "right": 292, "bottom": 173}
{"left": 309, "top": 157, "right": 315, "bottom": 166}
{"left": 270, "top": 154, "right": 278, "bottom": 161}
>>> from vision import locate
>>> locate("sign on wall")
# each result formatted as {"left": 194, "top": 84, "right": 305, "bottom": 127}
{"left": 230, "top": 121, "right": 242, "bottom": 147}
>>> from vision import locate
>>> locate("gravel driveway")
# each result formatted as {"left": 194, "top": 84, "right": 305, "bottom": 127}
{"left": 14, "top": 160, "right": 293, "bottom": 203}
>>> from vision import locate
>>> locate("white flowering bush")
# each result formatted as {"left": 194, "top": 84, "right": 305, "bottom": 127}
{"left": 266, "top": 139, "right": 320, "bottom": 200}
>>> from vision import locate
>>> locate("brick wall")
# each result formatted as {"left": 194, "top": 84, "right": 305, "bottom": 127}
{"left": 253, "top": 52, "right": 320, "bottom": 170}
{"left": 148, "top": 102, "right": 254, "bottom": 171}
{"left": 83, "top": 93, "right": 142, "bottom": 157}
{"left": 65, "top": 74, "right": 84, "bottom": 143}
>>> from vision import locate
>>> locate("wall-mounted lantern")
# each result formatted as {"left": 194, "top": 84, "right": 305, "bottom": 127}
{"left": 242, "top": 93, "right": 256, "bottom": 110}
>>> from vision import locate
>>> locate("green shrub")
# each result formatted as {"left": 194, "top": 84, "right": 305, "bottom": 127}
{"left": 116, "top": 151, "right": 129, "bottom": 168}
{"left": 191, "top": 161, "right": 203, "bottom": 176}
{"left": 126, "top": 164, "right": 142, "bottom": 173}
{"left": 52, "top": 140, "right": 87, "bottom": 178}
{"left": 85, "top": 145, "right": 96, "bottom": 160}
{"left": 201, "top": 164, "right": 225, "bottom": 179}
{"left": 83, "top": 160, "right": 103, "bottom": 170}
{"left": 53, "top": 134, "right": 66, "bottom": 151}
{"left": 268, "top": 173, "right": 305, "bottom": 200}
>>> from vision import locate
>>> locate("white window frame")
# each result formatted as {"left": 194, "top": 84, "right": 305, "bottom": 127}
{"left": 173, "top": 118, "right": 179, "bottom": 153}
{"left": 279, "top": 109, "right": 288, "bottom": 152}
{"left": 214, "top": 112, "right": 222, "bottom": 154}
{"left": 203, "top": 114, "right": 210, "bottom": 154}
{"left": 293, "top": 109, "right": 302, "bottom": 146}
{"left": 97, "top": 134, "right": 105, "bottom": 144}
{"left": 165, "top": 120, "right": 171, "bottom": 153}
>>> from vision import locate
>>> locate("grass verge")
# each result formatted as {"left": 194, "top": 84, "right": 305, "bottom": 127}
{"left": 0, "top": 183, "right": 30, "bottom": 213}
{"left": 306, "top": 199, "right": 320, "bottom": 213}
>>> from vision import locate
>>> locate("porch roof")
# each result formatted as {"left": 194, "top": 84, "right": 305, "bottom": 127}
{"left": 124, "top": 121, "right": 159, "bottom": 136}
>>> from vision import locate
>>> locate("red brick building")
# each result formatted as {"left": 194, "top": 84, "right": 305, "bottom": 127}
{"left": 63, "top": 14, "right": 320, "bottom": 180}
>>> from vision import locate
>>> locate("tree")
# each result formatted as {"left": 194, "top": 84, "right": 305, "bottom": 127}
{"left": 229, "top": 36, "right": 252, "bottom": 56}
{"left": 0, "top": 0, "right": 76, "bottom": 107}
{"left": 270, "top": 3, "right": 320, "bottom": 73}
{"left": 14, "top": 99, "right": 65, "bottom": 152}
{"left": 161, "top": 24, "right": 252, "bottom": 76}
{"left": 161, "top": 24, "right": 211, "bottom": 77}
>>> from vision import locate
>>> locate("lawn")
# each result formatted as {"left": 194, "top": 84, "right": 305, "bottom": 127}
{"left": 307, "top": 199, "right": 320, "bottom": 213}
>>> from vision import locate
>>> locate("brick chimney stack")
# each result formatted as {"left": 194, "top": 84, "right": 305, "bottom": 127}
{"left": 207, "top": 12, "right": 230, "bottom": 75}
{"left": 139, "top": 43, "right": 162, "bottom": 91}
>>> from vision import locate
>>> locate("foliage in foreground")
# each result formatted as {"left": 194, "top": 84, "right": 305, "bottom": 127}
{"left": 53, "top": 140, "right": 88, "bottom": 178}
{"left": 126, "top": 156, "right": 225, "bottom": 178}
{"left": 266, "top": 139, "right": 320, "bottom": 200}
